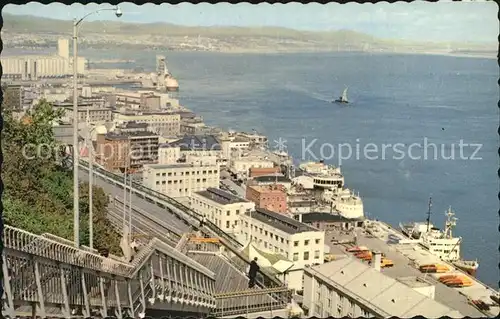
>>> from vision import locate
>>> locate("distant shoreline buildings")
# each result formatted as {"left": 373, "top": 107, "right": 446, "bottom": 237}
{"left": 1, "top": 38, "right": 86, "bottom": 80}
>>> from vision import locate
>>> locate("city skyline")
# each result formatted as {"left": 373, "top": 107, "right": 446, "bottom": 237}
{"left": 3, "top": 1, "right": 497, "bottom": 43}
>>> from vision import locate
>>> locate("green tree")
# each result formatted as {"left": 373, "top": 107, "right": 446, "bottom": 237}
{"left": 2, "top": 96, "right": 122, "bottom": 254}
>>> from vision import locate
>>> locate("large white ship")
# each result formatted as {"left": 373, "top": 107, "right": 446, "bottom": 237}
{"left": 321, "top": 187, "right": 364, "bottom": 219}
{"left": 400, "top": 198, "right": 479, "bottom": 276}
{"left": 294, "top": 160, "right": 344, "bottom": 190}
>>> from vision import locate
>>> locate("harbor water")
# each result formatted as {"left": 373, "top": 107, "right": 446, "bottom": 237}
{"left": 82, "top": 49, "right": 498, "bottom": 288}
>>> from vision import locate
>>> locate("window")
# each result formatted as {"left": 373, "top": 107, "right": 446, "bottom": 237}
{"left": 293, "top": 253, "right": 299, "bottom": 261}
{"left": 226, "top": 221, "right": 230, "bottom": 229}
{"left": 304, "top": 251, "right": 310, "bottom": 260}
{"left": 314, "top": 250, "right": 320, "bottom": 259}
{"left": 294, "top": 241, "right": 299, "bottom": 247}
{"left": 226, "top": 211, "right": 230, "bottom": 216}
{"left": 304, "top": 240, "right": 310, "bottom": 246}
{"left": 315, "top": 239, "right": 320, "bottom": 244}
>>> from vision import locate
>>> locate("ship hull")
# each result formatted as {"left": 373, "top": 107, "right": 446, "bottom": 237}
{"left": 453, "top": 262, "right": 478, "bottom": 277}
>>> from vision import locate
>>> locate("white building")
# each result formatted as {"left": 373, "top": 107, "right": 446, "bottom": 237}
{"left": 190, "top": 187, "right": 255, "bottom": 234}
{"left": 113, "top": 110, "right": 181, "bottom": 137}
{"left": 1, "top": 56, "right": 69, "bottom": 79}
{"left": 220, "top": 136, "right": 251, "bottom": 159}
{"left": 230, "top": 156, "right": 275, "bottom": 179}
{"left": 57, "top": 38, "right": 69, "bottom": 60}
{"left": 237, "top": 207, "right": 325, "bottom": 290}
{"left": 303, "top": 257, "right": 463, "bottom": 318}
{"left": 142, "top": 155, "right": 220, "bottom": 198}
{"left": 158, "top": 144, "right": 181, "bottom": 165}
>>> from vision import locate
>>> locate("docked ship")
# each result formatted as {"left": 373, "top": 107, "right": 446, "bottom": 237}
{"left": 332, "top": 87, "right": 349, "bottom": 104}
{"left": 293, "top": 160, "right": 344, "bottom": 190}
{"left": 321, "top": 187, "right": 364, "bottom": 219}
{"left": 399, "top": 198, "right": 479, "bottom": 276}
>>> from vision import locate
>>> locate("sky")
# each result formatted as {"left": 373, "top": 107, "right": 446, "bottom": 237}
{"left": 3, "top": 1, "right": 498, "bottom": 43}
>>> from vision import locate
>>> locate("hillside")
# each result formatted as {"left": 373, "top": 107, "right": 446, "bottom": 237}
{"left": 1, "top": 13, "right": 496, "bottom": 54}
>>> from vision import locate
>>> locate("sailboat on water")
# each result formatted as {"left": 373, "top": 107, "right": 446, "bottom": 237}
{"left": 333, "top": 87, "right": 349, "bottom": 104}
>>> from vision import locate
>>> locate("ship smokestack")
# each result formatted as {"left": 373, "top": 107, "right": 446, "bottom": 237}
{"left": 371, "top": 250, "right": 382, "bottom": 272}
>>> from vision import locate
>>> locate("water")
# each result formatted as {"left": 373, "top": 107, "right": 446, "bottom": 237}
{"left": 82, "top": 49, "right": 498, "bottom": 287}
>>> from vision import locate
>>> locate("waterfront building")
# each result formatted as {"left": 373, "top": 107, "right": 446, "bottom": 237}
{"left": 113, "top": 110, "right": 181, "bottom": 137}
{"left": 142, "top": 155, "right": 220, "bottom": 198}
{"left": 1, "top": 38, "right": 87, "bottom": 79}
{"left": 248, "top": 167, "right": 282, "bottom": 178}
{"left": 237, "top": 207, "right": 325, "bottom": 290}
{"left": 96, "top": 123, "right": 159, "bottom": 171}
{"left": 158, "top": 144, "right": 181, "bottom": 165}
{"left": 95, "top": 133, "right": 130, "bottom": 172}
{"left": 190, "top": 187, "right": 255, "bottom": 233}
{"left": 53, "top": 101, "right": 113, "bottom": 124}
{"left": 245, "top": 184, "right": 288, "bottom": 213}
{"left": 248, "top": 175, "right": 293, "bottom": 191}
{"left": 114, "top": 91, "right": 161, "bottom": 110}
{"left": 303, "top": 257, "right": 463, "bottom": 318}
{"left": 1, "top": 55, "right": 69, "bottom": 80}
{"left": 300, "top": 212, "right": 364, "bottom": 230}
{"left": 172, "top": 134, "right": 222, "bottom": 156}
{"left": 219, "top": 134, "right": 251, "bottom": 159}
{"left": 229, "top": 156, "right": 275, "bottom": 179}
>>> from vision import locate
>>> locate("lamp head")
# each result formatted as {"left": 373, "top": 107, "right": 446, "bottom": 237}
{"left": 115, "top": 6, "right": 123, "bottom": 18}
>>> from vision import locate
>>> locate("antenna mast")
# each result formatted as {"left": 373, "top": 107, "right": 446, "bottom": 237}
{"left": 426, "top": 197, "right": 432, "bottom": 232}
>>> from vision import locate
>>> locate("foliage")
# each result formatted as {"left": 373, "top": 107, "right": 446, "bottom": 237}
{"left": 2, "top": 96, "right": 122, "bottom": 255}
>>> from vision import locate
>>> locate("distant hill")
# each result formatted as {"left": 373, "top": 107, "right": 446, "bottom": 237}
{"left": 1, "top": 13, "right": 495, "bottom": 54}
{"left": 1, "top": 13, "right": 379, "bottom": 42}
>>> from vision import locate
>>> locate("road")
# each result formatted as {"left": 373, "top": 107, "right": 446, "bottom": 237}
{"left": 79, "top": 168, "right": 193, "bottom": 235}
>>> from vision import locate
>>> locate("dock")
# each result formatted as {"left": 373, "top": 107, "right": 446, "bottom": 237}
{"left": 324, "top": 220, "right": 499, "bottom": 318}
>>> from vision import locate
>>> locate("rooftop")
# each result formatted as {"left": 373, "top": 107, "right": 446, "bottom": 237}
{"left": 301, "top": 212, "right": 364, "bottom": 223}
{"left": 397, "top": 276, "right": 434, "bottom": 289}
{"left": 106, "top": 130, "right": 158, "bottom": 139}
{"left": 323, "top": 222, "right": 486, "bottom": 317}
{"left": 114, "top": 110, "right": 180, "bottom": 116}
{"left": 245, "top": 207, "right": 318, "bottom": 235}
{"left": 144, "top": 162, "right": 217, "bottom": 170}
{"left": 248, "top": 184, "right": 286, "bottom": 194}
{"left": 121, "top": 121, "right": 148, "bottom": 129}
{"left": 196, "top": 188, "right": 249, "bottom": 205}
{"left": 252, "top": 175, "right": 292, "bottom": 184}
{"left": 305, "top": 258, "right": 463, "bottom": 318}
{"left": 171, "top": 134, "right": 222, "bottom": 151}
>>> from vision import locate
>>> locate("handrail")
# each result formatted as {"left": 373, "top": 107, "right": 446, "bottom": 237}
{"left": 4, "top": 224, "right": 215, "bottom": 280}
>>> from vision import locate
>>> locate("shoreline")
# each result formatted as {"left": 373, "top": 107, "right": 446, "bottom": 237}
{"left": 3, "top": 47, "right": 496, "bottom": 60}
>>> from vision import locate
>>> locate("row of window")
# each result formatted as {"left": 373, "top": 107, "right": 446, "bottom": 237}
{"left": 155, "top": 178, "right": 210, "bottom": 185}
{"left": 155, "top": 170, "right": 218, "bottom": 177}
{"left": 314, "top": 281, "right": 371, "bottom": 318}
{"left": 293, "top": 250, "right": 320, "bottom": 261}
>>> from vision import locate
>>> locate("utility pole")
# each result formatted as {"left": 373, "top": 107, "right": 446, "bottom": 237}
{"left": 72, "top": 19, "right": 80, "bottom": 247}
{"left": 86, "top": 108, "right": 94, "bottom": 249}
{"left": 128, "top": 168, "right": 133, "bottom": 241}
{"left": 123, "top": 161, "right": 128, "bottom": 231}
{"left": 71, "top": 6, "right": 122, "bottom": 248}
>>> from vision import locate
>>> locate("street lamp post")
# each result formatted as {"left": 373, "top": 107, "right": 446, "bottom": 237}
{"left": 86, "top": 110, "right": 96, "bottom": 249}
{"left": 72, "top": 6, "right": 122, "bottom": 248}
